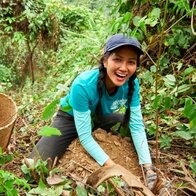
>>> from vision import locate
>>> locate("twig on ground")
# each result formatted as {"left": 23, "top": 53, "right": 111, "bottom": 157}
{"left": 181, "top": 162, "right": 196, "bottom": 190}
{"left": 70, "top": 160, "right": 93, "bottom": 173}
{"left": 108, "top": 178, "right": 125, "bottom": 196}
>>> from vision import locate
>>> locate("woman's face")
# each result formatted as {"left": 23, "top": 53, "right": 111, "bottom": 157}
{"left": 103, "top": 46, "right": 138, "bottom": 92}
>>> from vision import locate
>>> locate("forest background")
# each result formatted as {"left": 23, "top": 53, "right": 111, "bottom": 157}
{"left": 0, "top": 0, "right": 195, "bottom": 195}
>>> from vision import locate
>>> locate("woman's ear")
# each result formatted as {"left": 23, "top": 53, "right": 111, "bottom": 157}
{"left": 103, "top": 58, "right": 107, "bottom": 68}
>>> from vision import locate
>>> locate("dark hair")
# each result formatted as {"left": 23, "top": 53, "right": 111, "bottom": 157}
{"left": 95, "top": 49, "right": 139, "bottom": 128}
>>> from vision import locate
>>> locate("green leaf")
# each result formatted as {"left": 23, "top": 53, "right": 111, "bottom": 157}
{"left": 38, "top": 178, "right": 46, "bottom": 189}
{"left": 177, "top": 84, "right": 190, "bottom": 94}
{"left": 190, "top": 117, "right": 196, "bottom": 132}
{"left": 165, "top": 74, "right": 176, "bottom": 83}
{"left": 183, "top": 98, "right": 195, "bottom": 119}
{"left": 159, "top": 134, "right": 172, "bottom": 149}
{"left": 189, "top": 160, "right": 196, "bottom": 177}
{"left": 182, "top": 67, "right": 195, "bottom": 76}
{"left": 140, "top": 21, "right": 146, "bottom": 34}
{"left": 119, "top": 126, "right": 129, "bottom": 137}
{"left": 172, "top": 48, "right": 180, "bottom": 56}
{"left": 150, "top": 65, "right": 156, "bottom": 73}
{"left": 153, "top": 94, "right": 162, "bottom": 109}
{"left": 27, "top": 184, "right": 64, "bottom": 195}
{"left": 174, "top": 131, "right": 193, "bottom": 140}
{"left": 38, "top": 126, "right": 61, "bottom": 137}
{"left": 163, "top": 74, "right": 176, "bottom": 87}
{"left": 123, "top": 12, "right": 132, "bottom": 22}
{"left": 193, "top": 141, "right": 196, "bottom": 148}
{"left": 133, "top": 16, "right": 141, "bottom": 27}
{"left": 151, "top": 8, "right": 161, "bottom": 18}
{"left": 76, "top": 185, "right": 88, "bottom": 196}
{"left": 145, "top": 8, "right": 161, "bottom": 27}
{"left": 42, "top": 99, "right": 59, "bottom": 121}
{"left": 97, "top": 184, "right": 106, "bottom": 193}
{"left": 164, "top": 96, "right": 172, "bottom": 109}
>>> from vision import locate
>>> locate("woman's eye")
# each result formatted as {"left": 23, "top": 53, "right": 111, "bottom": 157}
{"left": 128, "top": 61, "right": 136, "bottom": 65}
{"left": 114, "top": 58, "right": 121, "bottom": 62}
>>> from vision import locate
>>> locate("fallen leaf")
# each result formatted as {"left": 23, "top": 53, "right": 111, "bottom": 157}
{"left": 46, "top": 174, "right": 65, "bottom": 185}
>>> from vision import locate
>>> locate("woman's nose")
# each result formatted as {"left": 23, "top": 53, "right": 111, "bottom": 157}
{"left": 119, "top": 61, "right": 128, "bottom": 70}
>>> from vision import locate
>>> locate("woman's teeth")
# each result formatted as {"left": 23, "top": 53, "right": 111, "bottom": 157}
{"left": 116, "top": 73, "right": 126, "bottom": 78}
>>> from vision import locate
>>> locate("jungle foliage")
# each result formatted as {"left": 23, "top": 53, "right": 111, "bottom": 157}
{"left": 0, "top": 0, "right": 195, "bottom": 195}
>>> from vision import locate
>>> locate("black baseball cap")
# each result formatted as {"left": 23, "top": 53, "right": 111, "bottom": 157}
{"left": 104, "top": 34, "right": 143, "bottom": 55}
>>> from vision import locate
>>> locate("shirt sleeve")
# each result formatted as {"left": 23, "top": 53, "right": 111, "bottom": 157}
{"left": 129, "top": 105, "right": 152, "bottom": 164}
{"left": 130, "top": 78, "right": 140, "bottom": 107}
{"left": 73, "top": 109, "right": 109, "bottom": 166}
{"left": 69, "top": 79, "right": 90, "bottom": 112}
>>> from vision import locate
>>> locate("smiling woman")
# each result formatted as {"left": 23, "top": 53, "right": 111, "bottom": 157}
{"left": 29, "top": 33, "right": 157, "bottom": 191}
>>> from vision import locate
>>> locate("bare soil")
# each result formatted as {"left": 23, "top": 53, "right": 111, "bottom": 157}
{"left": 58, "top": 128, "right": 142, "bottom": 183}
{"left": 1, "top": 117, "right": 196, "bottom": 195}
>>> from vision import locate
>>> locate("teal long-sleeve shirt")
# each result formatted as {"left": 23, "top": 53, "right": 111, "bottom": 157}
{"left": 60, "top": 69, "right": 152, "bottom": 166}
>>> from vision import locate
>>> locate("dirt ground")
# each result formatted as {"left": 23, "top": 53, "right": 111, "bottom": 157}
{"left": 1, "top": 117, "right": 196, "bottom": 195}
{"left": 58, "top": 128, "right": 142, "bottom": 182}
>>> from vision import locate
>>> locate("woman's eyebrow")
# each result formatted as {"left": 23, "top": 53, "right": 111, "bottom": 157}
{"left": 114, "top": 54, "right": 137, "bottom": 60}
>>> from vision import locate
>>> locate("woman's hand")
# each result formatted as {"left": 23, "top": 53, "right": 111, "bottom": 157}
{"left": 103, "top": 158, "right": 115, "bottom": 167}
{"left": 143, "top": 164, "right": 157, "bottom": 190}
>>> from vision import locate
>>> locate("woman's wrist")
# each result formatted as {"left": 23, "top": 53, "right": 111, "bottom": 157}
{"left": 103, "top": 158, "right": 115, "bottom": 167}
{"left": 143, "top": 163, "right": 152, "bottom": 168}
{"left": 143, "top": 164, "right": 155, "bottom": 174}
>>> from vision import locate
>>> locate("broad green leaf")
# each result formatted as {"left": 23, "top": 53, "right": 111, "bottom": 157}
{"left": 189, "top": 160, "right": 196, "bottom": 176}
{"left": 172, "top": 48, "right": 180, "bottom": 56}
{"left": 140, "top": 21, "right": 146, "bottom": 34}
{"left": 130, "top": 27, "right": 138, "bottom": 37}
{"left": 164, "top": 96, "right": 172, "bottom": 109}
{"left": 27, "top": 184, "right": 64, "bottom": 195}
{"left": 163, "top": 75, "right": 176, "bottom": 87}
{"left": 193, "top": 141, "right": 196, "bottom": 148}
{"left": 174, "top": 131, "right": 193, "bottom": 140}
{"left": 165, "top": 74, "right": 176, "bottom": 83}
{"left": 142, "top": 70, "right": 154, "bottom": 84}
{"left": 38, "top": 178, "right": 46, "bottom": 189}
{"left": 183, "top": 98, "right": 195, "bottom": 119}
{"left": 150, "top": 65, "right": 156, "bottom": 73}
{"left": 76, "top": 185, "right": 88, "bottom": 196}
{"left": 123, "top": 12, "right": 132, "bottom": 22}
{"left": 177, "top": 84, "right": 190, "bottom": 94}
{"left": 190, "top": 118, "right": 196, "bottom": 131}
{"left": 167, "top": 37, "right": 175, "bottom": 46}
{"left": 145, "top": 8, "right": 161, "bottom": 27}
{"left": 133, "top": 16, "right": 141, "bottom": 27}
{"left": 153, "top": 94, "right": 162, "bottom": 109}
{"left": 151, "top": 8, "right": 161, "bottom": 18}
{"left": 177, "top": 62, "right": 183, "bottom": 71}
{"left": 182, "top": 67, "right": 195, "bottom": 76}
{"left": 97, "top": 184, "right": 106, "bottom": 193}
{"left": 119, "top": 126, "right": 129, "bottom": 137}
{"left": 42, "top": 99, "right": 59, "bottom": 121}
{"left": 38, "top": 126, "right": 61, "bottom": 137}
{"left": 159, "top": 134, "right": 172, "bottom": 149}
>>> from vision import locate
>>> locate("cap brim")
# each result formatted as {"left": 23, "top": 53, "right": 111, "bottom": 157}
{"left": 107, "top": 43, "right": 144, "bottom": 55}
